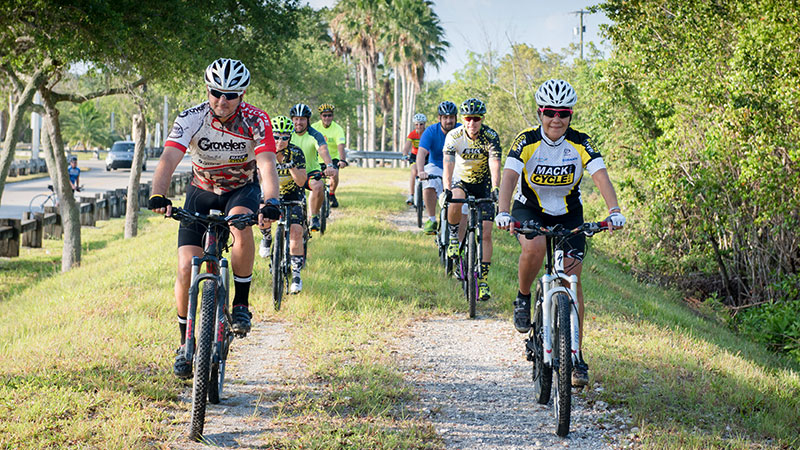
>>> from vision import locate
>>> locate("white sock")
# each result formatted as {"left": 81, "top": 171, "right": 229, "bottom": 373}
{"left": 429, "top": 216, "right": 436, "bottom": 222}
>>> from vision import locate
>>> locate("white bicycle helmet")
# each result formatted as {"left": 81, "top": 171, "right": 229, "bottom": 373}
{"left": 204, "top": 58, "right": 251, "bottom": 92}
{"left": 535, "top": 79, "right": 577, "bottom": 108}
{"left": 413, "top": 113, "right": 427, "bottom": 124}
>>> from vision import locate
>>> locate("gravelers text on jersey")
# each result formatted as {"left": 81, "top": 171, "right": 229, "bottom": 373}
{"left": 165, "top": 102, "right": 276, "bottom": 195}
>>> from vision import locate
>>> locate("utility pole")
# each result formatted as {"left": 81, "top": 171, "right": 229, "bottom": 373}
{"left": 572, "top": 10, "right": 587, "bottom": 60}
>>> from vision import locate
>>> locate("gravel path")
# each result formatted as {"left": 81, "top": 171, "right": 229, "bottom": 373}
{"left": 396, "top": 317, "right": 632, "bottom": 449}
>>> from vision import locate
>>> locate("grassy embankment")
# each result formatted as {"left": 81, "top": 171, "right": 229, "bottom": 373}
{"left": 1, "top": 167, "right": 798, "bottom": 449}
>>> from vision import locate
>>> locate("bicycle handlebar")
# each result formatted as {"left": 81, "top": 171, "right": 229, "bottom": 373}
{"left": 512, "top": 220, "right": 611, "bottom": 237}
{"left": 169, "top": 207, "right": 258, "bottom": 230}
{"left": 447, "top": 196, "right": 495, "bottom": 205}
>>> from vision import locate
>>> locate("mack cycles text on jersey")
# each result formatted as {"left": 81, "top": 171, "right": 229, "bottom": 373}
{"left": 530, "top": 164, "right": 576, "bottom": 186}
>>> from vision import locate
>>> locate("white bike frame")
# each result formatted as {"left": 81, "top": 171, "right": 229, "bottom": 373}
{"left": 540, "top": 249, "right": 581, "bottom": 367}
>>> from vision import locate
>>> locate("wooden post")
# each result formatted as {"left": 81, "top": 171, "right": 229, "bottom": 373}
{"left": 0, "top": 219, "right": 21, "bottom": 257}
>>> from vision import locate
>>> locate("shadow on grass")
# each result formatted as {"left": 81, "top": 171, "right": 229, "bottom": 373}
{"left": 0, "top": 256, "right": 60, "bottom": 302}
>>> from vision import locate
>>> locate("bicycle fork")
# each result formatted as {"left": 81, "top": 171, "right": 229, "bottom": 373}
{"left": 540, "top": 272, "right": 580, "bottom": 366}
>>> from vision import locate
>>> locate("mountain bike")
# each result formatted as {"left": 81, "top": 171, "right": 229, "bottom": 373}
{"left": 446, "top": 196, "right": 495, "bottom": 318}
{"left": 516, "top": 219, "right": 609, "bottom": 437}
{"left": 414, "top": 174, "right": 441, "bottom": 228}
{"left": 169, "top": 207, "right": 257, "bottom": 441}
{"left": 269, "top": 198, "right": 309, "bottom": 311}
{"left": 28, "top": 185, "right": 58, "bottom": 214}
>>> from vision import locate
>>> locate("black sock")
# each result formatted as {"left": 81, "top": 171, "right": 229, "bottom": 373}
{"left": 448, "top": 223, "right": 459, "bottom": 240}
{"left": 178, "top": 314, "right": 187, "bottom": 345}
{"left": 233, "top": 273, "right": 252, "bottom": 308}
{"left": 480, "top": 262, "right": 491, "bottom": 279}
{"left": 517, "top": 291, "right": 531, "bottom": 303}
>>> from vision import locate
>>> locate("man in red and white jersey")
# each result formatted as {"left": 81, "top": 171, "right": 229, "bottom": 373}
{"left": 148, "top": 58, "right": 281, "bottom": 379}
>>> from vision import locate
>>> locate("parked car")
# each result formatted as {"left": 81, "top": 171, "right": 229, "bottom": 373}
{"left": 105, "top": 141, "right": 146, "bottom": 171}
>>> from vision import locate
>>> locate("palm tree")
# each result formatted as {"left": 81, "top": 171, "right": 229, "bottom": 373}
{"left": 331, "top": 0, "right": 384, "bottom": 152}
{"left": 62, "top": 101, "right": 109, "bottom": 151}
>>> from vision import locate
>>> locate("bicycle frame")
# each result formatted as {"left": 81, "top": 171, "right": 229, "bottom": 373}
{"left": 184, "top": 210, "right": 231, "bottom": 371}
{"left": 539, "top": 239, "right": 580, "bottom": 367}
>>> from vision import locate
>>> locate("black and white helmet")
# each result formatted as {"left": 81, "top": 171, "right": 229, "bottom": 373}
{"left": 289, "top": 103, "right": 312, "bottom": 118}
{"left": 535, "top": 79, "right": 577, "bottom": 108}
{"left": 204, "top": 58, "right": 251, "bottom": 92}
{"left": 437, "top": 101, "right": 457, "bottom": 116}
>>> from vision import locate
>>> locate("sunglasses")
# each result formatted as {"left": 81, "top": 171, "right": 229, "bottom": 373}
{"left": 539, "top": 108, "right": 572, "bottom": 118}
{"left": 321, "top": 113, "right": 333, "bottom": 118}
{"left": 463, "top": 116, "right": 483, "bottom": 122}
{"left": 273, "top": 135, "right": 291, "bottom": 141}
{"left": 209, "top": 89, "right": 241, "bottom": 100}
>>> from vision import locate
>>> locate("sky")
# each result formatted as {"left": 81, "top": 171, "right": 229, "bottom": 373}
{"left": 304, "top": 0, "right": 612, "bottom": 82}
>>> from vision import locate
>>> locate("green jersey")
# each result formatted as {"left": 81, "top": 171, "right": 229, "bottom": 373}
{"left": 311, "top": 120, "right": 345, "bottom": 161}
{"left": 292, "top": 126, "right": 327, "bottom": 173}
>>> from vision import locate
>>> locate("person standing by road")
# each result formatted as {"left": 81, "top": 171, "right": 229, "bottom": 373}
{"left": 147, "top": 58, "right": 281, "bottom": 379}
{"left": 67, "top": 156, "right": 81, "bottom": 192}
{"left": 311, "top": 103, "right": 347, "bottom": 208}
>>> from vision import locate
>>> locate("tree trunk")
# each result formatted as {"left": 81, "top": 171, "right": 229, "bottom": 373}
{"left": 392, "top": 67, "right": 399, "bottom": 153}
{"left": 355, "top": 63, "right": 363, "bottom": 152}
{"left": 365, "top": 60, "right": 377, "bottom": 154}
{"left": 361, "top": 63, "right": 368, "bottom": 152}
{"left": 125, "top": 111, "right": 147, "bottom": 238}
{"left": 41, "top": 91, "right": 81, "bottom": 271}
{"left": 399, "top": 70, "right": 408, "bottom": 148}
{"left": 0, "top": 65, "right": 49, "bottom": 202}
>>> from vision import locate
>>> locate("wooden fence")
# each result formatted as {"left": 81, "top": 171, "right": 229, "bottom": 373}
{"left": 0, "top": 172, "right": 192, "bottom": 257}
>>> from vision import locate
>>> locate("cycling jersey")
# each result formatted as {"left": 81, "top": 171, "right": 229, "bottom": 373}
{"left": 292, "top": 126, "right": 327, "bottom": 174}
{"left": 311, "top": 120, "right": 345, "bottom": 160}
{"left": 505, "top": 126, "right": 605, "bottom": 216}
{"left": 68, "top": 166, "right": 80, "bottom": 184}
{"left": 277, "top": 143, "right": 306, "bottom": 200}
{"left": 165, "top": 101, "right": 276, "bottom": 195}
{"left": 419, "top": 122, "right": 461, "bottom": 170}
{"left": 444, "top": 124, "right": 501, "bottom": 186}
{"left": 407, "top": 129, "right": 422, "bottom": 155}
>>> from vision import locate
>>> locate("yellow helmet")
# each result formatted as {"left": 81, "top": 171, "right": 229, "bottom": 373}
{"left": 318, "top": 103, "right": 335, "bottom": 114}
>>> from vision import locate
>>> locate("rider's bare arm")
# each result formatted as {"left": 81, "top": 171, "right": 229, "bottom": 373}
{"left": 151, "top": 147, "right": 185, "bottom": 196}
{"left": 256, "top": 152, "right": 280, "bottom": 201}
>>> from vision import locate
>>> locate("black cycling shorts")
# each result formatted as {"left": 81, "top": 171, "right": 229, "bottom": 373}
{"left": 280, "top": 194, "right": 307, "bottom": 226}
{"left": 452, "top": 180, "right": 496, "bottom": 221}
{"left": 511, "top": 200, "right": 586, "bottom": 260}
{"left": 178, "top": 183, "right": 261, "bottom": 248}
{"left": 304, "top": 170, "right": 322, "bottom": 190}
{"left": 409, "top": 153, "right": 417, "bottom": 164}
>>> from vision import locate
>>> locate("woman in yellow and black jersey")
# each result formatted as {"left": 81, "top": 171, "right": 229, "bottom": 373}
{"left": 495, "top": 79, "right": 626, "bottom": 388}
{"left": 441, "top": 97, "right": 502, "bottom": 302}
{"left": 259, "top": 116, "right": 308, "bottom": 294}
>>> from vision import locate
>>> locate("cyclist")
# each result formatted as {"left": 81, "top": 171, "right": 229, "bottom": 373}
{"left": 495, "top": 79, "right": 625, "bottom": 387}
{"left": 417, "top": 101, "right": 460, "bottom": 234}
{"left": 258, "top": 116, "right": 308, "bottom": 294}
{"left": 289, "top": 103, "right": 337, "bottom": 232}
{"left": 403, "top": 113, "right": 427, "bottom": 205}
{"left": 440, "top": 98, "right": 501, "bottom": 301}
{"left": 67, "top": 156, "right": 81, "bottom": 191}
{"left": 147, "top": 58, "right": 281, "bottom": 379}
{"left": 311, "top": 103, "right": 347, "bottom": 208}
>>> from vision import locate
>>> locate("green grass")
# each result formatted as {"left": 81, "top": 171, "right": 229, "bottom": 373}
{"left": 1, "top": 167, "right": 799, "bottom": 449}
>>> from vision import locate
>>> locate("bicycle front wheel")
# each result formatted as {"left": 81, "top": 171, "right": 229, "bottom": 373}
{"left": 467, "top": 230, "right": 477, "bottom": 318}
{"left": 189, "top": 280, "right": 217, "bottom": 440}
{"left": 320, "top": 188, "right": 330, "bottom": 235}
{"left": 272, "top": 224, "right": 285, "bottom": 311}
{"left": 554, "top": 292, "right": 573, "bottom": 437}
{"left": 532, "top": 282, "right": 552, "bottom": 404}
{"left": 415, "top": 180, "right": 423, "bottom": 228}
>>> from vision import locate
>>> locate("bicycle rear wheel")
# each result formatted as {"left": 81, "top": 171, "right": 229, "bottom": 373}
{"left": 189, "top": 280, "right": 217, "bottom": 440}
{"left": 415, "top": 180, "right": 423, "bottom": 228}
{"left": 272, "top": 224, "right": 285, "bottom": 311}
{"left": 320, "top": 189, "right": 329, "bottom": 235}
{"left": 467, "top": 230, "right": 477, "bottom": 318}
{"left": 28, "top": 194, "right": 54, "bottom": 215}
{"left": 531, "top": 282, "right": 552, "bottom": 404}
{"left": 438, "top": 207, "right": 449, "bottom": 267}
{"left": 554, "top": 292, "right": 573, "bottom": 437}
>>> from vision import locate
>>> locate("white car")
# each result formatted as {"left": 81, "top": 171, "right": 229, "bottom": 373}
{"left": 105, "top": 141, "right": 146, "bottom": 171}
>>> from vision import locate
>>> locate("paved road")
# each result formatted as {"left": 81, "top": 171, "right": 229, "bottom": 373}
{"left": 0, "top": 156, "right": 192, "bottom": 219}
